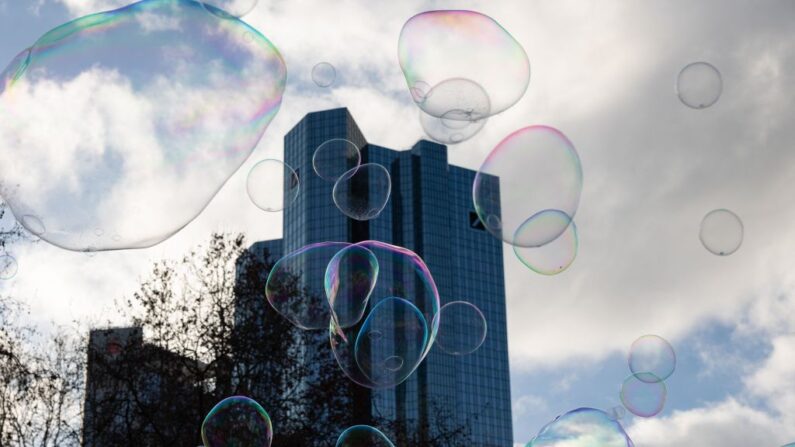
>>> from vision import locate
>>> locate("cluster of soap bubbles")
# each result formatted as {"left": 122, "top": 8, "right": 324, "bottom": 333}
{"left": 398, "top": 10, "right": 530, "bottom": 144}
{"left": 699, "top": 208, "right": 743, "bottom": 256}
{"left": 474, "top": 126, "right": 583, "bottom": 274}
{"left": 266, "top": 240, "right": 439, "bottom": 389}
{"left": 0, "top": 0, "right": 286, "bottom": 252}
{"left": 336, "top": 425, "right": 395, "bottom": 447}
{"left": 435, "top": 301, "right": 487, "bottom": 355}
{"left": 525, "top": 407, "right": 633, "bottom": 447}
{"left": 619, "top": 335, "right": 676, "bottom": 418}
{"left": 202, "top": 396, "right": 273, "bottom": 447}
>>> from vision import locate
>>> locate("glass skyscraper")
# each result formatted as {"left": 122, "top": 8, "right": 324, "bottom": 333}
{"left": 253, "top": 107, "right": 513, "bottom": 446}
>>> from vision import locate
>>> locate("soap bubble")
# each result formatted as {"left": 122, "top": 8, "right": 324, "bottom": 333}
{"left": 333, "top": 163, "right": 391, "bottom": 221}
{"left": 409, "top": 80, "right": 431, "bottom": 104}
{"left": 0, "top": 254, "right": 18, "bottom": 280}
{"left": 419, "top": 108, "right": 488, "bottom": 145}
{"left": 473, "top": 126, "right": 582, "bottom": 247}
{"left": 676, "top": 61, "right": 722, "bottom": 109}
{"left": 419, "top": 77, "right": 491, "bottom": 122}
{"left": 0, "top": 0, "right": 286, "bottom": 252}
{"left": 436, "top": 301, "right": 487, "bottom": 355}
{"left": 246, "top": 159, "right": 300, "bottom": 212}
{"left": 699, "top": 209, "right": 743, "bottom": 256}
{"left": 330, "top": 241, "right": 440, "bottom": 389}
{"left": 629, "top": 335, "right": 676, "bottom": 383}
{"left": 325, "top": 244, "right": 379, "bottom": 329}
{"left": 354, "top": 297, "right": 429, "bottom": 387}
{"left": 266, "top": 242, "right": 351, "bottom": 330}
{"left": 513, "top": 210, "right": 578, "bottom": 275}
{"left": 336, "top": 425, "right": 395, "bottom": 447}
{"left": 201, "top": 0, "right": 259, "bottom": 18}
{"left": 313, "top": 139, "right": 361, "bottom": 181}
{"left": 201, "top": 396, "right": 273, "bottom": 447}
{"left": 20, "top": 214, "right": 45, "bottom": 237}
{"left": 399, "top": 10, "right": 530, "bottom": 118}
{"left": 312, "top": 62, "right": 337, "bottom": 88}
{"left": 526, "top": 408, "right": 633, "bottom": 447}
{"left": 620, "top": 374, "right": 667, "bottom": 418}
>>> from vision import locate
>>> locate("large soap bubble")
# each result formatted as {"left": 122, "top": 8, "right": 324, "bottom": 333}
{"left": 629, "top": 334, "right": 676, "bottom": 383}
{"left": 398, "top": 10, "right": 530, "bottom": 119}
{"left": 436, "top": 300, "right": 487, "bottom": 355}
{"left": 473, "top": 126, "right": 583, "bottom": 247}
{"left": 699, "top": 208, "right": 743, "bottom": 256}
{"left": 333, "top": 163, "right": 392, "bottom": 221}
{"left": 336, "top": 425, "right": 395, "bottom": 447}
{"left": 526, "top": 408, "right": 633, "bottom": 447}
{"left": 620, "top": 374, "right": 667, "bottom": 418}
{"left": 330, "top": 241, "right": 440, "bottom": 389}
{"left": 266, "top": 242, "right": 353, "bottom": 330}
{"left": 676, "top": 61, "right": 722, "bottom": 109}
{"left": 201, "top": 396, "right": 273, "bottom": 447}
{"left": 246, "top": 159, "right": 300, "bottom": 212}
{"left": 513, "top": 210, "right": 579, "bottom": 275}
{"left": 0, "top": 0, "right": 286, "bottom": 252}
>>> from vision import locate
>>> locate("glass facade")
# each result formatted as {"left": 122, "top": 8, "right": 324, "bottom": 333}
{"left": 256, "top": 107, "right": 513, "bottom": 446}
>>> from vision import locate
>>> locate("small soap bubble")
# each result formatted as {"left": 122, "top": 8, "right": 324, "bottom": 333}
{"left": 246, "top": 159, "right": 300, "bottom": 212}
{"left": 201, "top": 396, "right": 273, "bottom": 447}
{"left": 312, "top": 62, "right": 337, "bottom": 88}
{"left": 0, "top": 254, "right": 18, "bottom": 280}
{"left": 436, "top": 301, "right": 487, "bottom": 355}
{"left": 336, "top": 425, "right": 395, "bottom": 447}
{"left": 313, "top": 139, "right": 361, "bottom": 182}
{"left": 620, "top": 374, "right": 667, "bottom": 418}
{"left": 201, "top": 0, "right": 259, "bottom": 18}
{"left": 676, "top": 61, "right": 722, "bottom": 109}
{"left": 526, "top": 408, "right": 633, "bottom": 447}
{"left": 699, "top": 209, "right": 743, "bottom": 256}
{"left": 333, "top": 163, "right": 391, "bottom": 221}
{"left": 629, "top": 335, "right": 676, "bottom": 383}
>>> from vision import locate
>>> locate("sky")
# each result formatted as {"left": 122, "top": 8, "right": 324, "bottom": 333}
{"left": 1, "top": 0, "right": 795, "bottom": 445}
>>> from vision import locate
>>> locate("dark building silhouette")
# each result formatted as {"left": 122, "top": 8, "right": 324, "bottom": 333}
{"left": 242, "top": 108, "right": 514, "bottom": 446}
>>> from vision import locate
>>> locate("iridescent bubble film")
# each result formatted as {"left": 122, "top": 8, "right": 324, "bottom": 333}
{"left": 246, "top": 159, "right": 300, "bottom": 212}
{"left": 336, "top": 425, "right": 395, "bottom": 447}
{"left": 607, "top": 405, "right": 626, "bottom": 421}
{"left": 398, "top": 10, "right": 530, "bottom": 118}
{"left": 620, "top": 374, "right": 667, "bottom": 418}
{"left": 333, "top": 163, "right": 392, "bottom": 221}
{"left": 0, "top": 0, "right": 286, "bottom": 252}
{"left": 266, "top": 242, "right": 351, "bottom": 330}
{"left": 676, "top": 61, "right": 722, "bottom": 109}
{"left": 0, "top": 254, "right": 18, "bottom": 280}
{"left": 436, "top": 300, "right": 487, "bottom": 355}
{"left": 330, "top": 241, "right": 440, "bottom": 389}
{"left": 201, "top": 0, "right": 259, "bottom": 18}
{"left": 201, "top": 396, "right": 273, "bottom": 447}
{"left": 699, "top": 208, "right": 743, "bottom": 256}
{"left": 312, "top": 62, "right": 337, "bottom": 88}
{"left": 526, "top": 408, "right": 633, "bottom": 447}
{"left": 629, "top": 334, "right": 676, "bottom": 383}
{"left": 325, "top": 244, "right": 379, "bottom": 329}
{"left": 473, "top": 126, "right": 583, "bottom": 247}
{"left": 313, "top": 139, "right": 361, "bottom": 182}
{"left": 513, "top": 210, "right": 578, "bottom": 275}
